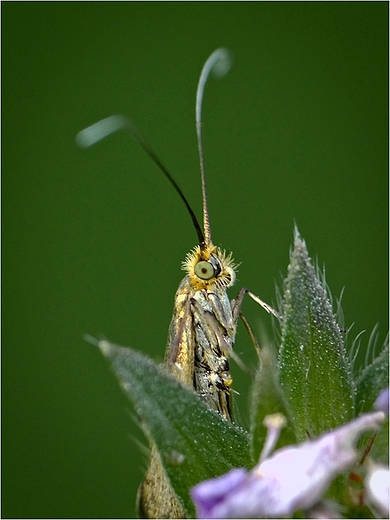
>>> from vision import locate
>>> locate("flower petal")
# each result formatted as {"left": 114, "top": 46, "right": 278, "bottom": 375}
{"left": 191, "top": 468, "right": 247, "bottom": 519}
{"left": 366, "top": 465, "right": 389, "bottom": 517}
{"left": 191, "top": 412, "right": 385, "bottom": 518}
{"left": 374, "top": 387, "right": 389, "bottom": 415}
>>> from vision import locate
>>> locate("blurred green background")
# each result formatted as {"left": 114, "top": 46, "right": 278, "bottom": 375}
{"left": 3, "top": 3, "right": 388, "bottom": 518}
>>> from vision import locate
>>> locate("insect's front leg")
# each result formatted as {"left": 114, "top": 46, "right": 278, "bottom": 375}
{"left": 231, "top": 287, "right": 281, "bottom": 322}
{"left": 230, "top": 287, "right": 248, "bottom": 323}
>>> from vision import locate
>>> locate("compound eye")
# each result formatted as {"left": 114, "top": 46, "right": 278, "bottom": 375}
{"left": 194, "top": 260, "right": 215, "bottom": 280}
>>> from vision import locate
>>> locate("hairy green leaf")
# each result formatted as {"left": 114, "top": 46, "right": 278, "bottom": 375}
{"left": 97, "top": 340, "right": 250, "bottom": 516}
{"left": 279, "top": 229, "right": 355, "bottom": 441}
{"left": 249, "top": 345, "right": 297, "bottom": 464}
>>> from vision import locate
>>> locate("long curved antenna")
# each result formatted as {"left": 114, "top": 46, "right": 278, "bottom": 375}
{"left": 196, "top": 48, "right": 232, "bottom": 245}
{"left": 75, "top": 114, "right": 205, "bottom": 245}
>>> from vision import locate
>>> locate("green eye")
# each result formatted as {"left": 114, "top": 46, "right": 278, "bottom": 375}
{"left": 194, "top": 260, "right": 215, "bottom": 280}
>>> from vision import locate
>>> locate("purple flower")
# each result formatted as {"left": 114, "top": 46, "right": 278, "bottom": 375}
{"left": 191, "top": 412, "right": 385, "bottom": 518}
{"left": 191, "top": 469, "right": 248, "bottom": 519}
{"left": 374, "top": 387, "right": 389, "bottom": 415}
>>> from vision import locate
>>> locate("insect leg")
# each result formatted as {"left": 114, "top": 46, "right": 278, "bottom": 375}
{"left": 231, "top": 288, "right": 281, "bottom": 322}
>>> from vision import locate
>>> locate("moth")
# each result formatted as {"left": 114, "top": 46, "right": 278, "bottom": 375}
{"left": 76, "top": 48, "right": 278, "bottom": 518}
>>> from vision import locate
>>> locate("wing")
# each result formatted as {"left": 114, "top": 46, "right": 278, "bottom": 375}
{"left": 164, "top": 276, "right": 196, "bottom": 388}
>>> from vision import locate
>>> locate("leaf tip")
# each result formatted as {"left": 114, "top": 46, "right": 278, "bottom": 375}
{"left": 98, "top": 339, "right": 113, "bottom": 357}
